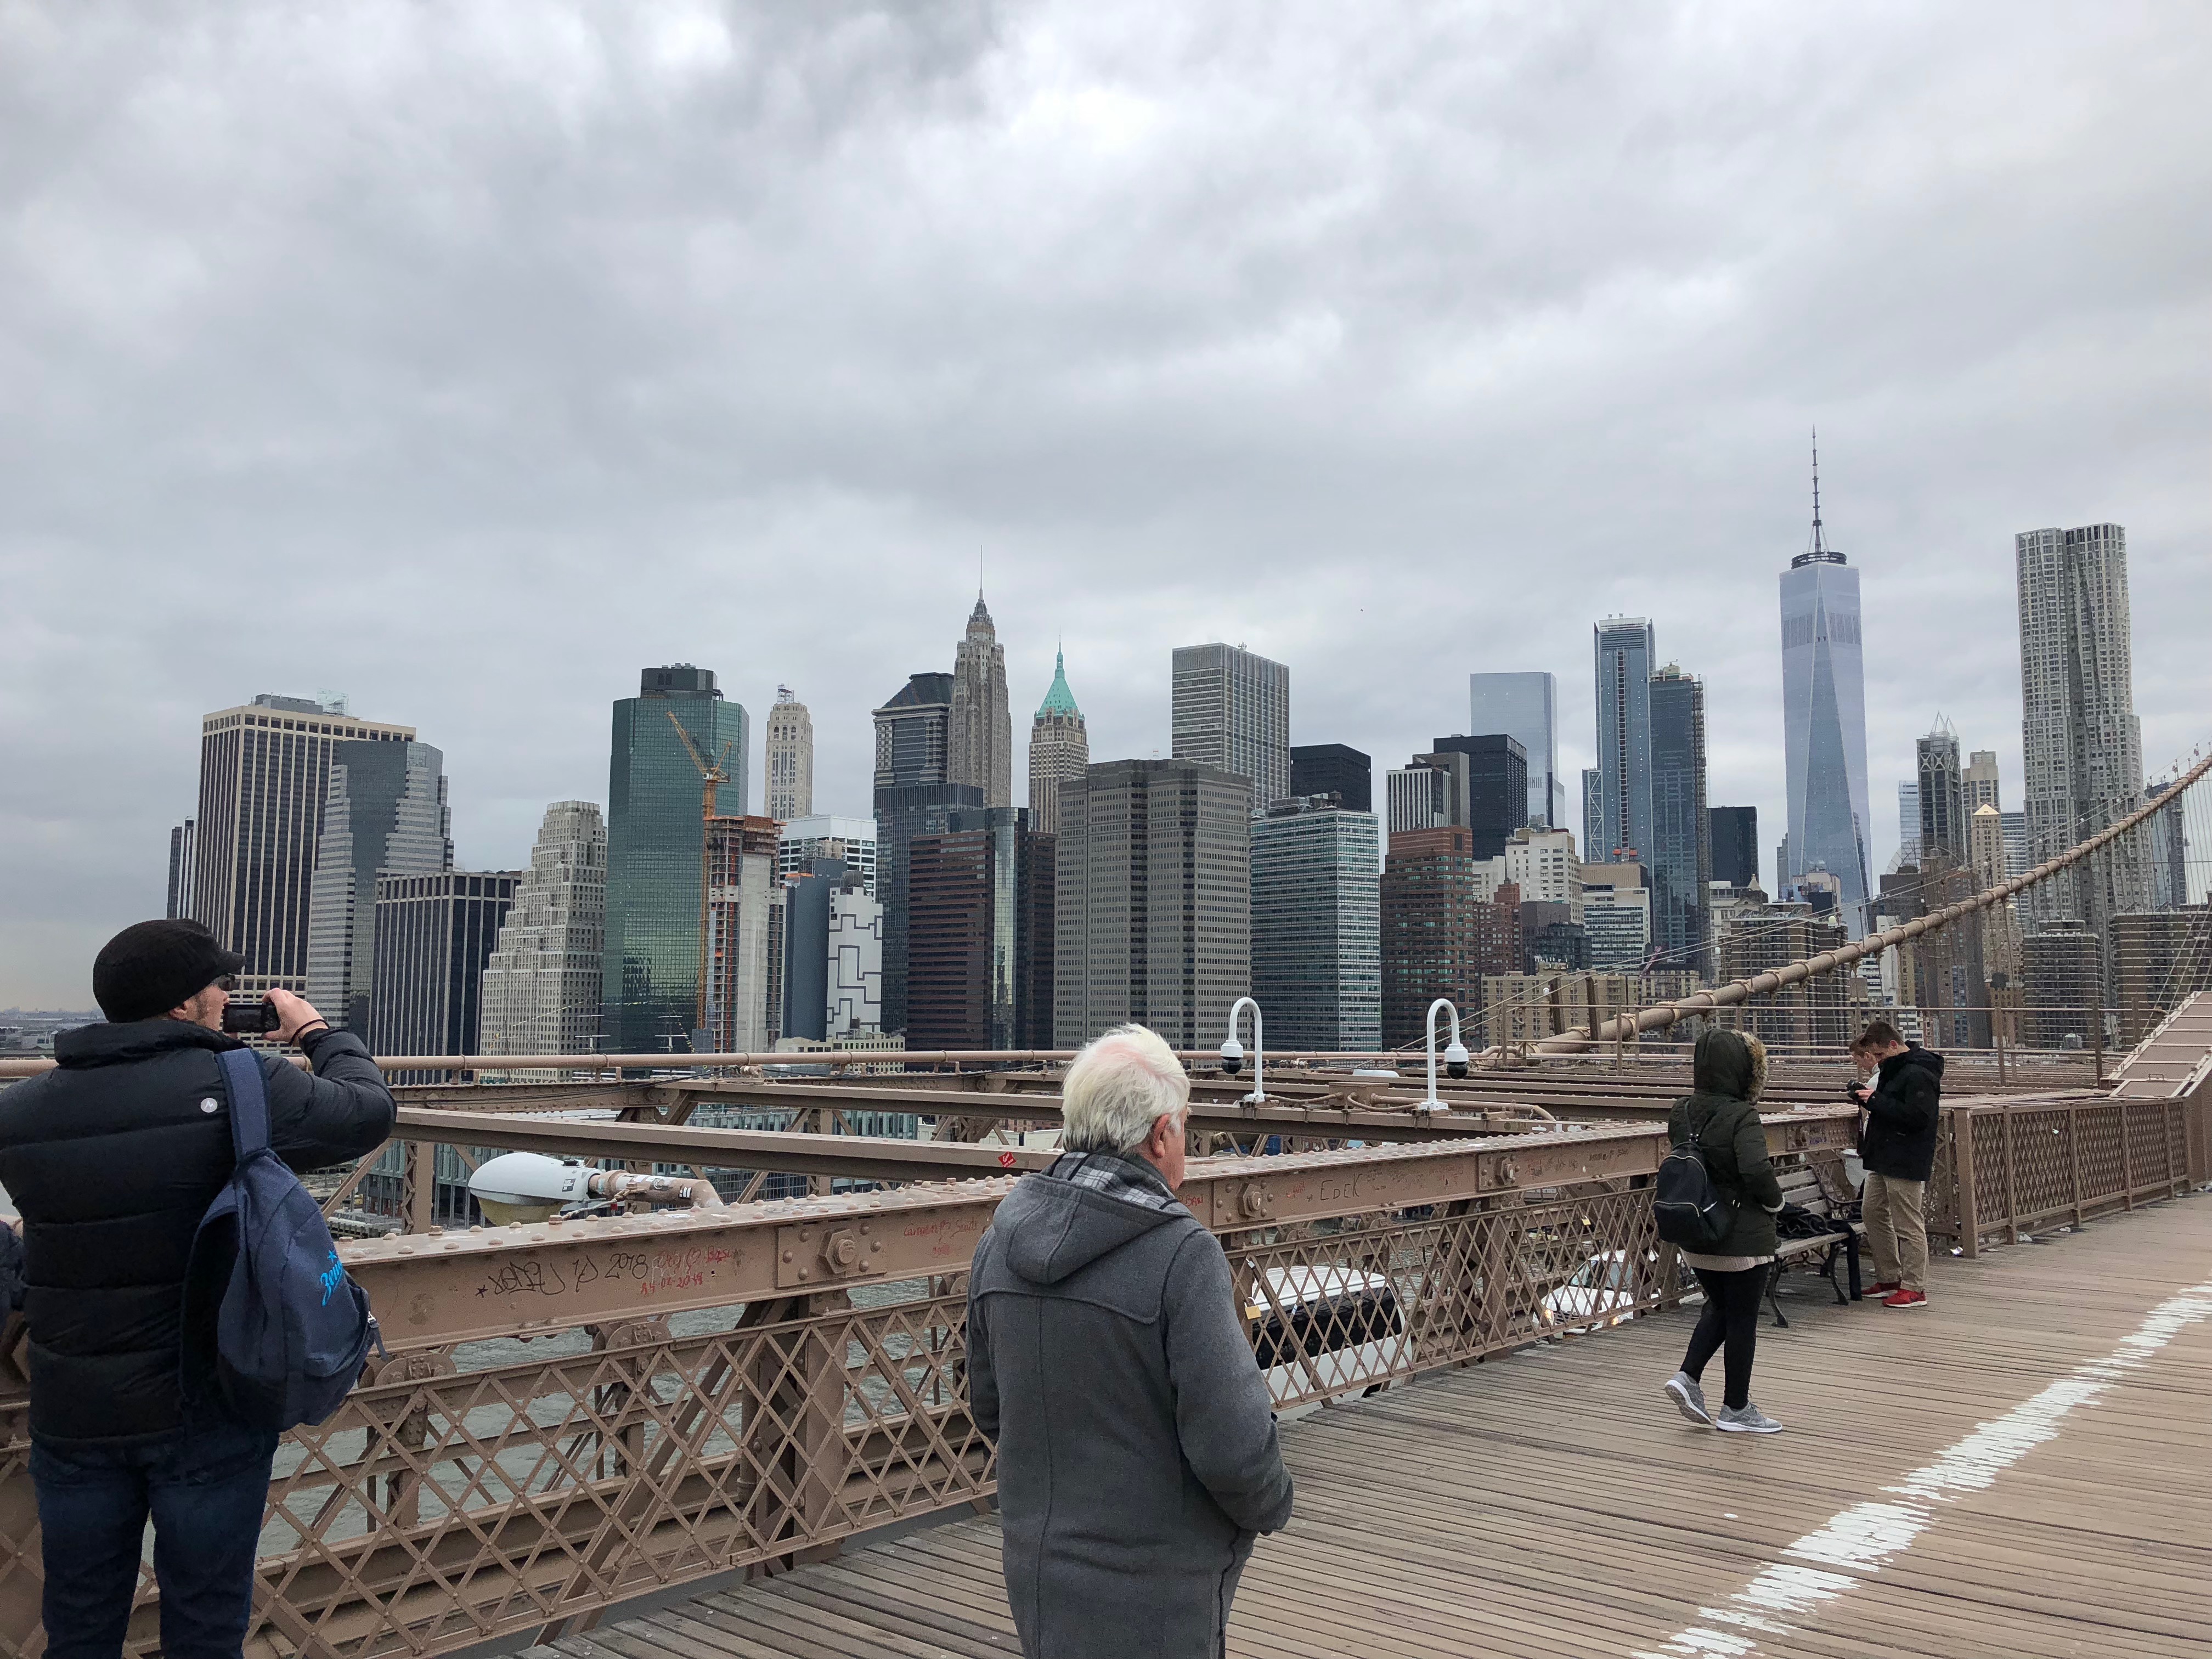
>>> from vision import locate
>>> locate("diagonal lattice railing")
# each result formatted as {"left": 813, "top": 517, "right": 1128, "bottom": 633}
{"left": 0, "top": 1091, "right": 2192, "bottom": 1659}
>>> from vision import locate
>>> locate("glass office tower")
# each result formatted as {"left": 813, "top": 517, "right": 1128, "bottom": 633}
{"left": 603, "top": 665, "right": 750, "bottom": 1053}
{"left": 1469, "top": 671, "right": 1562, "bottom": 830}
{"left": 1780, "top": 456, "right": 1871, "bottom": 933}
{"left": 1647, "top": 667, "right": 1711, "bottom": 973}
{"left": 1593, "top": 618, "right": 1656, "bottom": 865}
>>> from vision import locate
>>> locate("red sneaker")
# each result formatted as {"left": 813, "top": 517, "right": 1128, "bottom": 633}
{"left": 1864, "top": 1282, "right": 1900, "bottom": 1297}
{"left": 1882, "top": 1289, "right": 1928, "bottom": 1310}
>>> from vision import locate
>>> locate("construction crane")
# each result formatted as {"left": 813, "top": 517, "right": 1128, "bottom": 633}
{"left": 666, "top": 709, "right": 735, "bottom": 1045}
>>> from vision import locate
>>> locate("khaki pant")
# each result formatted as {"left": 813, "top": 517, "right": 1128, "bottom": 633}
{"left": 1862, "top": 1172, "right": 1928, "bottom": 1294}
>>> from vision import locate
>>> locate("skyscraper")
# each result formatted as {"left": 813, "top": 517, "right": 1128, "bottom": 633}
{"left": 872, "top": 670, "right": 984, "bottom": 1034}
{"left": 1593, "top": 617, "right": 1655, "bottom": 864}
{"left": 1288, "top": 744, "right": 1372, "bottom": 814}
{"left": 1708, "top": 806, "right": 1759, "bottom": 891}
{"left": 1469, "top": 672, "right": 1564, "bottom": 829}
{"left": 1387, "top": 760, "right": 1451, "bottom": 837}
{"left": 1647, "top": 666, "right": 1711, "bottom": 973}
{"left": 1779, "top": 445, "right": 1872, "bottom": 932}
{"left": 166, "top": 821, "right": 196, "bottom": 920}
{"left": 949, "top": 594, "right": 1014, "bottom": 808}
{"left": 1424, "top": 736, "right": 1528, "bottom": 859}
{"left": 2017, "top": 523, "right": 2145, "bottom": 943}
{"left": 1968, "top": 802, "right": 2021, "bottom": 984}
{"left": 1897, "top": 782, "right": 1922, "bottom": 868}
{"left": 1381, "top": 826, "right": 1516, "bottom": 1048}
{"left": 1171, "top": 642, "right": 1290, "bottom": 809}
{"left": 907, "top": 807, "right": 1054, "bottom": 1049}
{"left": 1250, "top": 797, "right": 1381, "bottom": 1051}
{"left": 2021, "top": 919, "right": 2102, "bottom": 1048}
{"left": 305, "top": 740, "right": 453, "bottom": 1034}
{"left": 1054, "top": 758, "right": 1251, "bottom": 1048}
{"left": 369, "top": 871, "right": 521, "bottom": 1066}
{"left": 1581, "top": 768, "right": 1603, "bottom": 865}
{"left": 479, "top": 800, "right": 607, "bottom": 1066}
{"left": 188, "top": 694, "right": 414, "bottom": 994}
{"left": 603, "top": 665, "right": 750, "bottom": 1053}
{"left": 1579, "top": 862, "right": 1653, "bottom": 972}
{"left": 764, "top": 688, "right": 814, "bottom": 821}
{"left": 2000, "top": 810, "right": 2028, "bottom": 881}
{"left": 1028, "top": 648, "right": 1088, "bottom": 837}
{"left": 1964, "top": 750, "right": 2001, "bottom": 814}
{"left": 2143, "top": 776, "right": 2194, "bottom": 911}
{"left": 1915, "top": 719, "right": 1966, "bottom": 866}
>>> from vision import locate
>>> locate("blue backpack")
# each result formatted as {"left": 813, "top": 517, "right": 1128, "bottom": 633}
{"left": 180, "top": 1048, "right": 381, "bottom": 1431}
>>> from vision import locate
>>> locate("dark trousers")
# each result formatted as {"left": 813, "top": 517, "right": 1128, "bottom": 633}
{"left": 31, "top": 1417, "right": 278, "bottom": 1659}
{"left": 1681, "top": 1265, "right": 1768, "bottom": 1411}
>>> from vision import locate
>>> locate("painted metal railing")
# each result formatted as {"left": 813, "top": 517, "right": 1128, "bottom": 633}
{"left": 1925, "top": 1093, "right": 2198, "bottom": 1254}
{"left": 0, "top": 1086, "right": 2194, "bottom": 1659}
{"left": 0, "top": 1111, "right": 1850, "bottom": 1659}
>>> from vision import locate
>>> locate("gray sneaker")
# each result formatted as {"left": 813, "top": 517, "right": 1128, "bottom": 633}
{"left": 1663, "top": 1372, "right": 1712, "bottom": 1426}
{"left": 1714, "top": 1402, "right": 1786, "bottom": 1434}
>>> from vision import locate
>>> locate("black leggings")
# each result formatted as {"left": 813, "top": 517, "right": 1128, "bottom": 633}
{"left": 1682, "top": 1265, "right": 1767, "bottom": 1410}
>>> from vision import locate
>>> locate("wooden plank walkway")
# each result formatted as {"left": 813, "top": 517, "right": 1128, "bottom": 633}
{"left": 540, "top": 1193, "right": 2212, "bottom": 1659}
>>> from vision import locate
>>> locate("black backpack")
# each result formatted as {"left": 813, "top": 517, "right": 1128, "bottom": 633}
{"left": 1654, "top": 1122, "right": 1736, "bottom": 1249}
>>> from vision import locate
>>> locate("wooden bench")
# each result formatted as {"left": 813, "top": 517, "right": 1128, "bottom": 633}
{"left": 1764, "top": 1159, "right": 1864, "bottom": 1327}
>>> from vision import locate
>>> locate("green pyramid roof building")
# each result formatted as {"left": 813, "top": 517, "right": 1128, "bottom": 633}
{"left": 1035, "top": 648, "right": 1081, "bottom": 720}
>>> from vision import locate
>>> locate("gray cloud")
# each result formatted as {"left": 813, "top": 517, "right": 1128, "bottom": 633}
{"left": 4, "top": 0, "right": 2208, "bottom": 1005}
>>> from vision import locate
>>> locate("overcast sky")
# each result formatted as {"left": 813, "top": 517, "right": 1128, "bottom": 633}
{"left": 3, "top": 1, "right": 2208, "bottom": 1008}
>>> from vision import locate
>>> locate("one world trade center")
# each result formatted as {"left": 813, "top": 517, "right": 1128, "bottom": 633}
{"left": 1780, "top": 441, "right": 1872, "bottom": 935}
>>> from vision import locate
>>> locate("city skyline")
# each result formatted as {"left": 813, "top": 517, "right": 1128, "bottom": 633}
{"left": 65, "top": 546, "right": 2208, "bottom": 1011}
{"left": 5, "top": 8, "right": 2210, "bottom": 1005}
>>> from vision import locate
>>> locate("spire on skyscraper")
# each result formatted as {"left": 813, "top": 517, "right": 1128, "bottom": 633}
{"left": 1797, "top": 429, "right": 1844, "bottom": 567}
{"left": 1036, "top": 646, "right": 1080, "bottom": 718}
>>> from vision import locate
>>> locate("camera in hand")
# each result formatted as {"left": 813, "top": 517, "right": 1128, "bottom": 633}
{"left": 221, "top": 997, "right": 282, "bottom": 1036}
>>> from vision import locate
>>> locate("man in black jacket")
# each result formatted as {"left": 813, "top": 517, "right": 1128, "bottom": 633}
{"left": 1848, "top": 1019, "right": 1943, "bottom": 1311}
{"left": 0, "top": 920, "right": 396, "bottom": 1659}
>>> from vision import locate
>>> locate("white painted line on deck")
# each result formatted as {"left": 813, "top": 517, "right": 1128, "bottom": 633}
{"left": 1632, "top": 1278, "right": 2212, "bottom": 1658}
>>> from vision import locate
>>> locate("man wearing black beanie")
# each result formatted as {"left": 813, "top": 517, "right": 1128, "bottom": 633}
{"left": 0, "top": 919, "right": 396, "bottom": 1659}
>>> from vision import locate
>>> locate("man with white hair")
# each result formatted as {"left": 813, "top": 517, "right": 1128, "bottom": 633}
{"left": 967, "top": 1024, "right": 1294, "bottom": 1658}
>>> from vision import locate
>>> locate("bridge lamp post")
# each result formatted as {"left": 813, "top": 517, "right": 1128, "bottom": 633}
{"left": 1421, "top": 998, "right": 1470, "bottom": 1113}
{"left": 1220, "top": 996, "right": 1266, "bottom": 1104}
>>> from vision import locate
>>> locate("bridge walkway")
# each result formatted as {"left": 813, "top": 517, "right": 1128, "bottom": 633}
{"left": 530, "top": 1193, "right": 2211, "bottom": 1659}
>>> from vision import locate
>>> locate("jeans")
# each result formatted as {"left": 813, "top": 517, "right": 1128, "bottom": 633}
{"left": 1862, "top": 1172, "right": 1929, "bottom": 1293}
{"left": 1681, "top": 1265, "right": 1768, "bottom": 1411}
{"left": 31, "top": 1417, "right": 279, "bottom": 1659}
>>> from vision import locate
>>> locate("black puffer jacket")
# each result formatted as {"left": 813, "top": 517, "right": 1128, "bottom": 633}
{"left": 1668, "top": 1030, "right": 1785, "bottom": 1259}
{"left": 0, "top": 1020, "right": 394, "bottom": 1447}
{"left": 1860, "top": 1044, "right": 1943, "bottom": 1181}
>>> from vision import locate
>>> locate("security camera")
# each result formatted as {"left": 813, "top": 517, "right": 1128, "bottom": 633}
{"left": 1219, "top": 1037, "right": 1244, "bottom": 1077}
{"left": 469, "top": 1152, "right": 592, "bottom": 1226}
{"left": 1444, "top": 1041, "right": 1470, "bottom": 1081}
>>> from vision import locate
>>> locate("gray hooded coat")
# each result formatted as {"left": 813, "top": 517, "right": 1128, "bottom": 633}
{"left": 967, "top": 1152, "right": 1294, "bottom": 1658}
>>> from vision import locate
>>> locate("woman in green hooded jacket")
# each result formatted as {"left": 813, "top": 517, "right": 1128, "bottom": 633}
{"left": 1662, "top": 1029, "right": 1788, "bottom": 1434}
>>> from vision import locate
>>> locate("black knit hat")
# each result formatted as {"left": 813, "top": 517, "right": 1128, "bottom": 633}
{"left": 92, "top": 919, "right": 247, "bottom": 1023}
